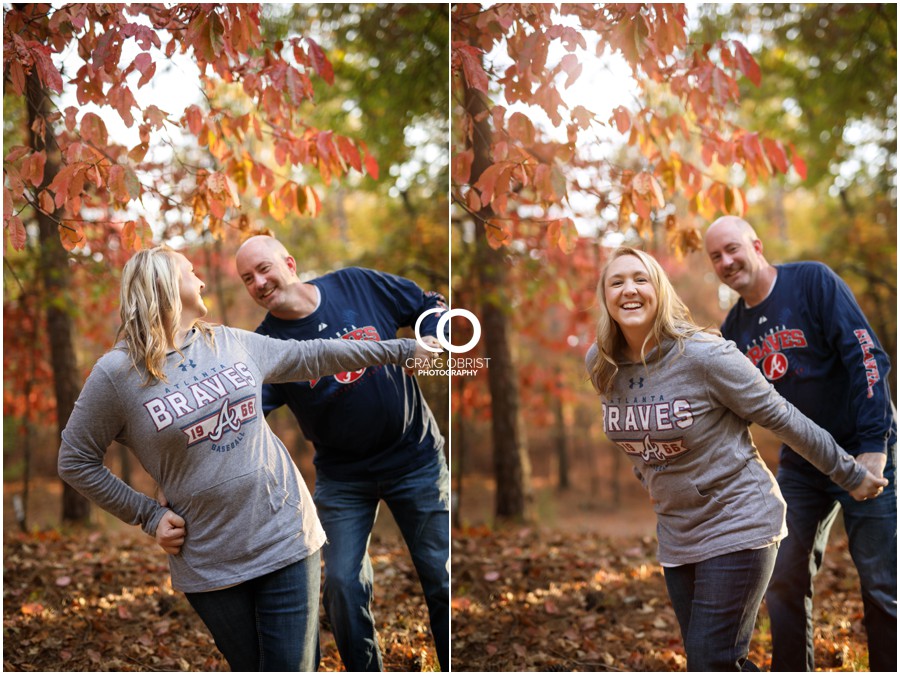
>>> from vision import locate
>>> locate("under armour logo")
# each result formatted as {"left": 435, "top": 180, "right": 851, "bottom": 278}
{"left": 318, "top": 323, "right": 328, "bottom": 332}
{"left": 629, "top": 377, "right": 644, "bottom": 389}
{"left": 179, "top": 359, "right": 197, "bottom": 372}
{"left": 759, "top": 316, "right": 768, "bottom": 324}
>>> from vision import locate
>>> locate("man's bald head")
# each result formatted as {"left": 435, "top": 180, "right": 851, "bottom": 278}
{"left": 235, "top": 235, "right": 306, "bottom": 316}
{"left": 236, "top": 235, "right": 291, "bottom": 264}
{"left": 704, "top": 216, "right": 775, "bottom": 305}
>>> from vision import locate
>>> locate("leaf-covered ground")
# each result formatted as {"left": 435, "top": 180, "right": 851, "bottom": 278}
{"left": 3, "top": 529, "right": 439, "bottom": 672}
{"left": 451, "top": 526, "right": 870, "bottom": 672}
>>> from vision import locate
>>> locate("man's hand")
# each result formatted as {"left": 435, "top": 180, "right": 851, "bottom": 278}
{"left": 155, "top": 510, "right": 186, "bottom": 555}
{"left": 405, "top": 335, "right": 442, "bottom": 376}
{"left": 849, "top": 468, "right": 889, "bottom": 502}
{"left": 856, "top": 452, "right": 887, "bottom": 480}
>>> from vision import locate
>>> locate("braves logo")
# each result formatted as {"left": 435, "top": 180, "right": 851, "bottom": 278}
{"left": 309, "top": 326, "right": 381, "bottom": 388}
{"left": 616, "top": 435, "right": 689, "bottom": 464}
{"left": 183, "top": 395, "right": 256, "bottom": 446}
{"left": 762, "top": 352, "right": 789, "bottom": 381}
{"left": 640, "top": 434, "right": 663, "bottom": 462}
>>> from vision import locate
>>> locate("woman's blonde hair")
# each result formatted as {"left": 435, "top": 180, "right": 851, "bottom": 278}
{"left": 588, "top": 246, "right": 714, "bottom": 395}
{"left": 116, "top": 245, "right": 214, "bottom": 385}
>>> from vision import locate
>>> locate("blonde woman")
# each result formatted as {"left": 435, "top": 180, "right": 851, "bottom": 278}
{"left": 58, "top": 246, "right": 433, "bottom": 671}
{"left": 586, "top": 247, "right": 886, "bottom": 671}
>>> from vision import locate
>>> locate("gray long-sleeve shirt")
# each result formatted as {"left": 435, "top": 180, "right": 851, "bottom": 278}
{"left": 587, "top": 334, "right": 865, "bottom": 565}
{"left": 59, "top": 326, "right": 417, "bottom": 592}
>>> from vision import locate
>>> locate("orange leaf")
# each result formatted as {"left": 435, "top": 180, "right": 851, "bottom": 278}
{"left": 485, "top": 221, "right": 512, "bottom": 249}
{"left": 632, "top": 171, "right": 653, "bottom": 196}
{"left": 81, "top": 112, "right": 108, "bottom": 147}
{"left": 6, "top": 215, "right": 27, "bottom": 251}
{"left": 184, "top": 105, "right": 204, "bottom": 137}
{"left": 39, "top": 190, "right": 55, "bottom": 214}
{"left": 20, "top": 602, "right": 44, "bottom": 616}
{"left": 612, "top": 106, "right": 631, "bottom": 134}
{"left": 454, "top": 149, "right": 474, "bottom": 185}
{"left": 557, "top": 217, "right": 577, "bottom": 254}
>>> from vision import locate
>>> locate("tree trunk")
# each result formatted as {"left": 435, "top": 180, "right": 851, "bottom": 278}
{"left": 554, "top": 391, "right": 570, "bottom": 492}
{"left": 26, "top": 58, "right": 91, "bottom": 524}
{"left": 464, "top": 79, "right": 531, "bottom": 521}
{"left": 452, "top": 378, "right": 466, "bottom": 529}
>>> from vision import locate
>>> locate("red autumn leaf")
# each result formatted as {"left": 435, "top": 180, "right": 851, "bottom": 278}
{"left": 306, "top": 37, "right": 334, "bottom": 85}
{"left": 733, "top": 41, "right": 761, "bottom": 87}
{"left": 455, "top": 43, "right": 489, "bottom": 93}
{"left": 466, "top": 187, "right": 482, "bottom": 212}
{"left": 184, "top": 105, "right": 204, "bottom": 137}
{"left": 123, "top": 167, "right": 141, "bottom": 200}
{"left": 790, "top": 145, "right": 808, "bottom": 181}
{"left": 454, "top": 149, "right": 474, "bottom": 185}
{"left": 4, "top": 145, "right": 30, "bottom": 163}
{"left": 558, "top": 53, "right": 582, "bottom": 88}
{"left": 762, "top": 138, "right": 789, "bottom": 174}
{"left": 362, "top": 147, "right": 379, "bottom": 181}
{"left": 80, "top": 112, "right": 108, "bottom": 147}
{"left": 129, "top": 143, "right": 149, "bottom": 163}
{"left": 336, "top": 136, "right": 362, "bottom": 173}
{"left": 8, "top": 61, "right": 26, "bottom": 95}
{"left": 6, "top": 215, "right": 27, "bottom": 251}
{"left": 23, "top": 151, "right": 46, "bottom": 187}
{"left": 474, "top": 162, "right": 507, "bottom": 207}
{"left": 38, "top": 189, "right": 55, "bottom": 214}
{"left": 33, "top": 46, "right": 63, "bottom": 93}
{"left": 612, "top": 106, "right": 631, "bottom": 134}
{"left": 571, "top": 105, "right": 594, "bottom": 130}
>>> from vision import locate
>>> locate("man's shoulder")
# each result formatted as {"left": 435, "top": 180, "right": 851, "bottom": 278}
{"left": 777, "top": 260, "right": 835, "bottom": 282}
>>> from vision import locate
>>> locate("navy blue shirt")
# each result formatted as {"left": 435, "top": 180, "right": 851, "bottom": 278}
{"left": 721, "top": 262, "right": 896, "bottom": 472}
{"left": 257, "top": 267, "right": 447, "bottom": 481}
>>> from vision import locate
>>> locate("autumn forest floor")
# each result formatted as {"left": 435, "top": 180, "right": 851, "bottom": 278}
{"left": 2, "top": 478, "right": 438, "bottom": 672}
{"left": 451, "top": 476, "right": 871, "bottom": 672}
{"left": 4, "top": 476, "right": 870, "bottom": 672}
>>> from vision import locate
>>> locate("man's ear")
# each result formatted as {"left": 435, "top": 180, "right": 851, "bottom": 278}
{"left": 286, "top": 255, "right": 298, "bottom": 276}
{"left": 753, "top": 238, "right": 764, "bottom": 255}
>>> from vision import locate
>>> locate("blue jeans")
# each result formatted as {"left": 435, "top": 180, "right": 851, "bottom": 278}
{"left": 185, "top": 551, "right": 321, "bottom": 672}
{"left": 314, "top": 453, "right": 450, "bottom": 672}
{"left": 766, "top": 447, "right": 897, "bottom": 672}
{"left": 664, "top": 545, "right": 779, "bottom": 671}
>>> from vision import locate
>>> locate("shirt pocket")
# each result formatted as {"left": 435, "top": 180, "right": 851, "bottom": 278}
{"left": 691, "top": 461, "right": 753, "bottom": 516}
{"left": 181, "top": 465, "right": 302, "bottom": 568}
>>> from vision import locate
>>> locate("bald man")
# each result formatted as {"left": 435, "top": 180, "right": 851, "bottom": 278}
{"left": 705, "top": 217, "right": 897, "bottom": 671}
{"left": 236, "top": 235, "right": 450, "bottom": 672}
